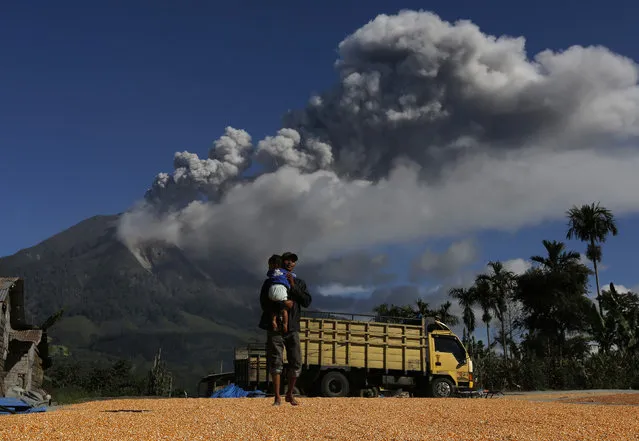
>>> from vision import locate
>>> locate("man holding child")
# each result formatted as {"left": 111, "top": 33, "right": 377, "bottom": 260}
{"left": 258, "top": 251, "right": 312, "bottom": 406}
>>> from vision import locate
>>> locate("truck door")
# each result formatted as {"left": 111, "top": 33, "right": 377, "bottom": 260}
{"left": 430, "top": 334, "right": 470, "bottom": 384}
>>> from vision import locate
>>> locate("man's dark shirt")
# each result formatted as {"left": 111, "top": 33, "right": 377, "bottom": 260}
{"left": 259, "top": 277, "right": 312, "bottom": 332}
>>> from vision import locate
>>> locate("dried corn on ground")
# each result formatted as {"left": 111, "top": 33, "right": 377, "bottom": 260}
{"left": 560, "top": 393, "right": 639, "bottom": 405}
{"left": 2, "top": 395, "right": 639, "bottom": 441}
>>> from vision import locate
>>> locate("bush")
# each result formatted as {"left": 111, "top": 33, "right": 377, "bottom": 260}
{"left": 473, "top": 351, "right": 638, "bottom": 391}
{"left": 43, "top": 356, "right": 148, "bottom": 402}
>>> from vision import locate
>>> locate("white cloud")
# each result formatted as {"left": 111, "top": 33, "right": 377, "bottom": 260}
{"left": 502, "top": 258, "right": 533, "bottom": 276}
{"left": 317, "top": 284, "right": 371, "bottom": 297}
{"left": 117, "top": 10, "right": 639, "bottom": 287}
{"left": 579, "top": 253, "right": 590, "bottom": 267}
{"left": 602, "top": 283, "right": 633, "bottom": 294}
{"left": 579, "top": 253, "right": 609, "bottom": 271}
{"left": 478, "top": 258, "right": 531, "bottom": 277}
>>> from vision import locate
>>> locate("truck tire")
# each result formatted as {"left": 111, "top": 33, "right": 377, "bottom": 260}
{"left": 320, "top": 371, "right": 350, "bottom": 397}
{"left": 430, "top": 377, "right": 454, "bottom": 398}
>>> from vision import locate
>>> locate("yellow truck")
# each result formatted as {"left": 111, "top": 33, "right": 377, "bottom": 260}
{"left": 233, "top": 311, "right": 474, "bottom": 398}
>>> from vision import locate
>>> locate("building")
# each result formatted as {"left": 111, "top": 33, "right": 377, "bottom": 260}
{"left": 0, "top": 277, "right": 47, "bottom": 398}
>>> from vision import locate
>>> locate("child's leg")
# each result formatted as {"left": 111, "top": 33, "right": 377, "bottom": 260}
{"left": 271, "top": 311, "right": 279, "bottom": 331}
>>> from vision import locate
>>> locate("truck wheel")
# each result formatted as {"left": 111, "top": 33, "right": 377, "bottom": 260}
{"left": 320, "top": 371, "right": 350, "bottom": 397}
{"left": 431, "top": 377, "right": 454, "bottom": 398}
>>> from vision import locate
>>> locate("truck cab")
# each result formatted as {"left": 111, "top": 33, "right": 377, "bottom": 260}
{"left": 427, "top": 320, "right": 474, "bottom": 396}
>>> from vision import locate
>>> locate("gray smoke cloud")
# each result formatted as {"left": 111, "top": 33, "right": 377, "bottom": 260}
{"left": 118, "top": 10, "right": 639, "bottom": 286}
{"left": 303, "top": 251, "right": 396, "bottom": 288}
{"left": 410, "top": 239, "right": 478, "bottom": 282}
{"left": 145, "top": 127, "right": 253, "bottom": 207}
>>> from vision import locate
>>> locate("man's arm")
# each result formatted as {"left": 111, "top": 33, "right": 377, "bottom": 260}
{"left": 288, "top": 278, "right": 312, "bottom": 308}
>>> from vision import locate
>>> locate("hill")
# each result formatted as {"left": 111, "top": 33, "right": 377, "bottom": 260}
{"left": 0, "top": 215, "right": 265, "bottom": 392}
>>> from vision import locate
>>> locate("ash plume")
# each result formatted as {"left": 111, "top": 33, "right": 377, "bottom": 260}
{"left": 117, "top": 10, "right": 639, "bottom": 280}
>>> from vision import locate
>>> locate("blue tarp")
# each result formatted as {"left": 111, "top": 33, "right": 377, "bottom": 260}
{"left": 0, "top": 397, "right": 47, "bottom": 415}
{"left": 210, "top": 384, "right": 266, "bottom": 398}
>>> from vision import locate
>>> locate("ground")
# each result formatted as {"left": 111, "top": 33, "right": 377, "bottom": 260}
{"left": 1, "top": 390, "right": 638, "bottom": 440}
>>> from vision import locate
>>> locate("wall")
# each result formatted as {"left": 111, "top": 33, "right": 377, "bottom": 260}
{"left": 3, "top": 343, "right": 34, "bottom": 392}
{"left": 1, "top": 280, "right": 45, "bottom": 397}
{"left": 0, "top": 297, "right": 9, "bottom": 372}
{"left": 30, "top": 347, "right": 44, "bottom": 391}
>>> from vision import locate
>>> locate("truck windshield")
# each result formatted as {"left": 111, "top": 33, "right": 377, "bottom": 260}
{"left": 433, "top": 335, "right": 467, "bottom": 364}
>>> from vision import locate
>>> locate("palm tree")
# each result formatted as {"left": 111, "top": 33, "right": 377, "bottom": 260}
{"left": 531, "top": 240, "right": 581, "bottom": 271}
{"left": 435, "top": 301, "right": 460, "bottom": 327}
{"left": 476, "top": 261, "right": 516, "bottom": 360}
{"left": 473, "top": 278, "right": 494, "bottom": 356}
{"left": 448, "top": 287, "right": 477, "bottom": 344}
{"left": 516, "top": 239, "right": 593, "bottom": 359}
{"left": 372, "top": 303, "right": 416, "bottom": 323}
{"left": 414, "top": 299, "right": 435, "bottom": 317}
{"left": 566, "top": 202, "right": 618, "bottom": 314}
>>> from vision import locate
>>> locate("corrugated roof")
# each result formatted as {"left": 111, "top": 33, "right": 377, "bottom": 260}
{"left": 9, "top": 329, "right": 43, "bottom": 345}
{"left": 0, "top": 277, "right": 22, "bottom": 303}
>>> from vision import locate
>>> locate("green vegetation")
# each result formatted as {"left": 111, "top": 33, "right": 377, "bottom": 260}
{"left": 373, "top": 202, "right": 638, "bottom": 391}
{"left": 44, "top": 358, "right": 149, "bottom": 404}
{"left": 372, "top": 299, "right": 460, "bottom": 325}
{"left": 43, "top": 348, "right": 190, "bottom": 404}
{"left": 450, "top": 202, "right": 637, "bottom": 390}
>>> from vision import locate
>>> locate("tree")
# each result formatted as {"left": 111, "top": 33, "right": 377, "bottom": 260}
{"left": 415, "top": 299, "right": 436, "bottom": 317}
{"left": 515, "top": 240, "right": 593, "bottom": 359}
{"left": 372, "top": 300, "right": 459, "bottom": 326}
{"left": 372, "top": 303, "right": 419, "bottom": 323}
{"left": 566, "top": 202, "right": 618, "bottom": 314}
{"left": 147, "top": 348, "right": 173, "bottom": 397}
{"left": 448, "top": 287, "right": 476, "bottom": 343}
{"left": 476, "top": 261, "right": 517, "bottom": 360}
{"left": 472, "top": 278, "right": 494, "bottom": 355}
{"left": 435, "top": 301, "right": 460, "bottom": 327}
{"left": 531, "top": 240, "right": 581, "bottom": 272}
{"left": 600, "top": 283, "right": 639, "bottom": 356}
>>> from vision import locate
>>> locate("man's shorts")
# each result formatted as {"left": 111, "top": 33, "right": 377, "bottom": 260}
{"left": 267, "top": 330, "right": 302, "bottom": 377}
{"left": 268, "top": 284, "right": 288, "bottom": 302}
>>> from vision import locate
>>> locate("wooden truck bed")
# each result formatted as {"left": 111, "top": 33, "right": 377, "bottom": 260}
{"left": 235, "top": 315, "right": 433, "bottom": 391}
{"left": 286, "top": 316, "right": 428, "bottom": 373}
{"left": 234, "top": 344, "right": 269, "bottom": 389}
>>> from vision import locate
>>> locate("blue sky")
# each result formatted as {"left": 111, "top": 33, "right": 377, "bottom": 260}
{"left": 2, "top": 0, "right": 638, "bottom": 294}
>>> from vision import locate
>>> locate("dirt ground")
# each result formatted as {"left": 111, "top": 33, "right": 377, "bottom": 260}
{"left": 1, "top": 391, "right": 638, "bottom": 440}
{"left": 503, "top": 389, "right": 639, "bottom": 405}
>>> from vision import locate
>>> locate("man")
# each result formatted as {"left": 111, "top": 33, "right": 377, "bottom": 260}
{"left": 259, "top": 251, "right": 312, "bottom": 406}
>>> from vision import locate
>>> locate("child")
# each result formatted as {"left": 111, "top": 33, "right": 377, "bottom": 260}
{"left": 267, "top": 254, "right": 294, "bottom": 333}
